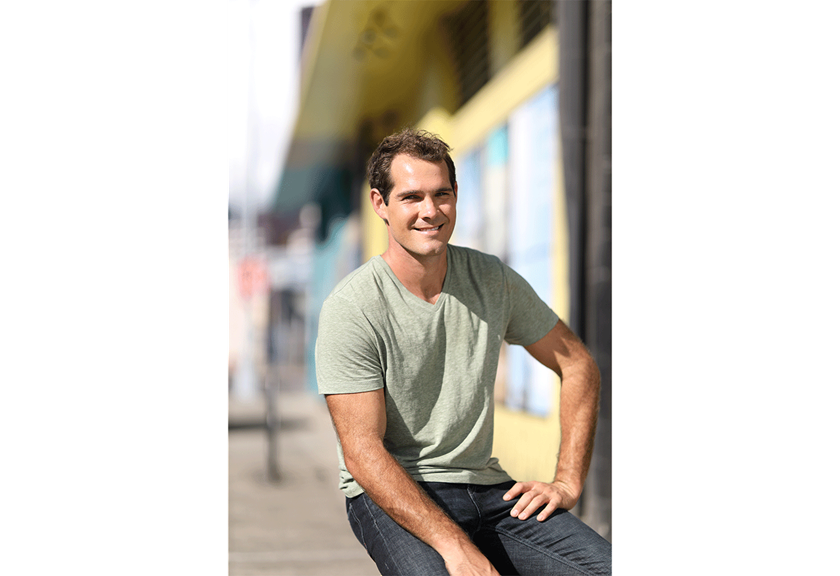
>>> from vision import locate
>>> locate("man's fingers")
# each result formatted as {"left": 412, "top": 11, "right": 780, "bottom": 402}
{"left": 509, "top": 491, "right": 534, "bottom": 518}
{"left": 536, "top": 499, "right": 559, "bottom": 522}
{"left": 514, "top": 493, "right": 551, "bottom": 520}
{"left": 506, "top": 482, "right": 568, "bottom": 521}
{"left": 502, "top": 482, "right": 527, "bottom": 501}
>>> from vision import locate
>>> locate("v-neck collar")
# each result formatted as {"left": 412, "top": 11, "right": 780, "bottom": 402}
{"left": 374, "top": 246, "right": 452, "bottom": 312}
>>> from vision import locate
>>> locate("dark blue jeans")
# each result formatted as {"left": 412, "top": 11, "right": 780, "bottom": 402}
{"left": 345, "top": 481, "right": 611, "bottom": 575}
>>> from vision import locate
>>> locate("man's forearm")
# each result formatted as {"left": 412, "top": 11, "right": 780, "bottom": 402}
{"left": 326, "top": 390, "right": 499, "bottom": 574}
{"left": 344, "top": 438, "right": 475, "bottom": 557}
{"left": 520, "top": 319, "right": 601, "bottom": 495}
{"left": 554, "top": 354, "right": 601, "bottom": 494}
{"left": 500, "top": 352, "right": 600, "bottom": 521}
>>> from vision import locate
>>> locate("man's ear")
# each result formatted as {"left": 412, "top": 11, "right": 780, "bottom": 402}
{"left": 370, "top": 188, "right": 389, "bottom": 224}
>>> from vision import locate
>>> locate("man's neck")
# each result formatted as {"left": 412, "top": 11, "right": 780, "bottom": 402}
{"left": 381, "top": 244, "right": 448, "bottom": 305}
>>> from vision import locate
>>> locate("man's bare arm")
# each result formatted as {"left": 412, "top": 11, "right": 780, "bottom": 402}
{"left": 502, "top": 319, "right": 601, "bottom": 521}
{"left": 325, "top": 389, "right": 499, "bottom": 576}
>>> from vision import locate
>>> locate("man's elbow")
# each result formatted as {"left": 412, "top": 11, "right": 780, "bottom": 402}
{"left": 342, "top": 436, "right": 386, "bottom": 479}
{"left": 587, "top": 354, "right": 601, "bottom": 386}
{"left": 558, "top": 351, "right": 600, "bottom": 402}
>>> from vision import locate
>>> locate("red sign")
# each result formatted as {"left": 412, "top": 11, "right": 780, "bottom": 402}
{"left": 237, "top": 257, "right": 269, "bottom": 298}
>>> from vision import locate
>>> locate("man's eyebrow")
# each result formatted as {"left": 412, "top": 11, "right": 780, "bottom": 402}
{"left": 394, "top": 187, "right": 453, "bottom": 198}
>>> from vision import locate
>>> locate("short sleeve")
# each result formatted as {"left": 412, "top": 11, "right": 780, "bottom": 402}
{"left": 502, "top": 263, "right": 560, "bottom": 347}
{"left": 315, "top": 295, "right": 385, "bottom": 394}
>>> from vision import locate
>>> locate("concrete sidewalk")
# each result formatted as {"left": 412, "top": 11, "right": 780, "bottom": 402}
{"left": 229, "top": 390, "right": 379, "bottom": 576}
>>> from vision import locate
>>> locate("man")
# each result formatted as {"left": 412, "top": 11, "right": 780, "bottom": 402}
{"left": 316, "top": 128, "right": 611, "bottom": 575}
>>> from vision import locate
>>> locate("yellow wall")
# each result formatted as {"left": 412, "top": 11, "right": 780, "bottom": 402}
{"left": 361, "top": 182, "right": 388, "bottom": 262}
{"left": 448, "top": 27, "right": 559, "bottom": 154}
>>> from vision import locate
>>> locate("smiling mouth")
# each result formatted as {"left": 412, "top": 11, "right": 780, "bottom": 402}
{"left": 414, "top": 224, "right": 443, "bottom": 232}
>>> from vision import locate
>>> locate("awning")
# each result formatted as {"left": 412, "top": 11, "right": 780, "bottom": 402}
{"left": 272, "top": 0, "right": 468, "bottom": 214}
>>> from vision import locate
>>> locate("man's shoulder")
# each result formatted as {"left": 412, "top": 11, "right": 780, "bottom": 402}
{"left": 448, "top": 244, "right": 504, "bottom": 269}
{"left": 321, "top": 257, "right": 392, "bottom": 318}
{"left": 447, "top": 244, "right": 507, "bottom": 285}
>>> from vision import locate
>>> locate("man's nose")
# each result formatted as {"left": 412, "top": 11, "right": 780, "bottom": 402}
{"left": 420, "top": 195, "right": 438, "bottom": 218}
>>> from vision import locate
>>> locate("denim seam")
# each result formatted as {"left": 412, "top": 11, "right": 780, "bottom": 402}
{"left": 346, "top": 499, "right": 367, "bottom": 551}
{"left": 361, "top": 494, "right": 399, "bottom": 573}
{"left": 466, "top": 485, "right": 484, "bottom": 535}
{"left": 492, "top": 526, "right": 599, "bottom": 576}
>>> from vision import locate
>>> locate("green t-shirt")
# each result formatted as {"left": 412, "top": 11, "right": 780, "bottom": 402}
{"left": 315, "top": 244, "right": 559, "bottom": 497}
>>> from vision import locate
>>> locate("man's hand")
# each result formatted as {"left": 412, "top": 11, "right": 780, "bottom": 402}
{"left": 502, "top": 480, "right": 580, "bottom": 522}
{"left": 439, "top": 539, "right": 500, "bottom": 576}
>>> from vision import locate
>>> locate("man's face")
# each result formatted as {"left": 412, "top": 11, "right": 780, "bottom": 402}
{"left": 371, "top": 153, "right": 457, "bottom": 261}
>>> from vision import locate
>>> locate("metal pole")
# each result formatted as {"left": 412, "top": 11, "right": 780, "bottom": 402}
{"left": 583, "top": 0, "right": 612, "bottom": 541}
{"left": 265, "top": 369, "right": 281, "bottom": 482}
{"left": 556, "top": 0, "right": 589, "bottom": 523}
{"left": 556, "top": 0, "right": 588, "bottom": 340}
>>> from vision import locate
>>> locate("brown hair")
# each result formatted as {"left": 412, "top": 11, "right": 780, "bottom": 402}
{"left": 366, "top": 128, "right": 456, "bottom": 205}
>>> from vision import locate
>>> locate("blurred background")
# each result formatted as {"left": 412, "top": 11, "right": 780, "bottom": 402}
{"left": 228, "top": 0, "right": 612, "bottom": 573}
